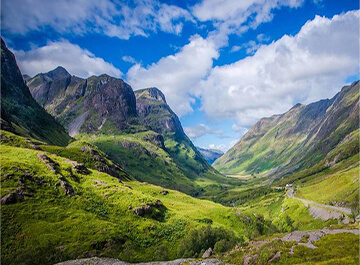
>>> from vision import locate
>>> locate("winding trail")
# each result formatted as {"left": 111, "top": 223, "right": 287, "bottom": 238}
{"left": 287, "top": 187, "right": 351, "bottom": 222}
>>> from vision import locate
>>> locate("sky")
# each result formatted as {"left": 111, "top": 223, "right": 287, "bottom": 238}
{"left": 2, "top": 0, "right": 359, "bottom": 152}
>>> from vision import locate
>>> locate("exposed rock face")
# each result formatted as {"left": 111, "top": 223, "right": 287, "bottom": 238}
{"left": 135, "top": 87, "right": 184, "bottom": 136}
{"left": 143, "top": 132, "right": 165, "bottom": 149}
{"left": 69, "top": 161, "right": 90, "bottom": 175}
{"left": 37, "top": 153, "right": 60, "bottom": 174}
{"left": 0, "top": 38, "right": 70, "bottom": 146}
{"left": 214, "top": 81, "right": 360, "bottom": 177}
{"left": 1, "top": 191, "right": 24, "bottom": 204}
{"left": 202, "top": 247, "right": 213, "bottom": 258}
{"left": 27, "top": 71, "right": 137, "bottom": 136}
{"left": 59, "top": 176, "right": 75, "bottom": 197}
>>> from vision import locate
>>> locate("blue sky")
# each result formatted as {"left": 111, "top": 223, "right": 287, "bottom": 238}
{"left": 2, "top": 0, "right": 359, "bottom": 152}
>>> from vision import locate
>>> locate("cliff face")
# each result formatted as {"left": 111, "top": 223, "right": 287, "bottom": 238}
{"left": 214, "top": 81, "right": 359, "bottom": 177}
{"left": 27, "top": 70, "right": 137, "bottom": 136}
{"left": 0, "top": 38, "right": 70, "bottom": 146}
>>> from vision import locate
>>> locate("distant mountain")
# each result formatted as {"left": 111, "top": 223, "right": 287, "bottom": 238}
{"left": 197, "top": 146, "right": 224, "bottom": 164}
{"left": 0, "top": 38, "right": 70, "bottom": 146}
{"left": 26, "top": 69, "right": 229, "bottom": 196}
{"left": 214, "top": 81, "right": 359, "bottom": 179}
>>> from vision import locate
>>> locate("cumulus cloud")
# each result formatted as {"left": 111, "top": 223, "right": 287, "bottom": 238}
{"left": 198, "top": 10, "right": 359, "bottom": 127}
{"left": 126, "top": 35, "right": 219, "bottom": 116}
{"left": 12, "top": 40, "right": 122, "bottom": 78}
{"left": 184, "top": 124, "right": 223, "bottom": 139}
{"left": 192, "top": 0, "right": 303, "bottom": 32}
{"left": 2, "top": 0, "right": 194, "bottom": 39}
{"left": 207, "top": 140, "right": 238, "bottom": 152}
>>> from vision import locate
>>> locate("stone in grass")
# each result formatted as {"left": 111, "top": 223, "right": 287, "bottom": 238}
{"left": 202, "top": 247, "right": 213, "bottom": 258}
{"left": 268, "top": 251, "right": 281, "bottom": 264}
{"left": 160, "top": 190, "right": 169, "bottom": 195}
{"left": 1, "top": 191, "right": 24, "bottom": 204}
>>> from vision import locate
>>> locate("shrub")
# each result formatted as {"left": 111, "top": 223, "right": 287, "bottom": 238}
{"left": 177, "top": 226, "right": 238, "bottom": 258}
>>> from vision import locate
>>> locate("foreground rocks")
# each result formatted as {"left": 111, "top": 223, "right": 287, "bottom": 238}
{"left": 55, "top": 257, "right": 226, "bottom": 265}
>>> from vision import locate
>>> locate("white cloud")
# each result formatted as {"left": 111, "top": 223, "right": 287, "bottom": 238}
{"left": 207, "top": 140, "right": 238, "bottom": 152}
{"left": 256, "top": 33, "right": 270, "bottom": 42}
{"left": 13, "top": 40, "right": 122, "bottom": 78}
{"left": 184, "top": 124, "right": 223, "bottom": 139}
{"left": 2, "top": 0, "right": 194, "bottom": 39}
{"left": 192, "top": 0, "right": 303, "bottom": 31}
{"left": 198, "top": 10, "right": 360, "bottom": 126}
{"left": 230, "top": 45, "right": 241, "bottom": 53}
{"left": 126, "top": 34, "right": 219, "bottom": 116}
{"left": 122, "top": 56, "right": 137, "bottom": 64}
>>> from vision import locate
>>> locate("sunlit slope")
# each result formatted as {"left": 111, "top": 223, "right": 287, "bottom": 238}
{"left": 1, "top": 131, "right": 266, "bottom": 265}
{"left": 214, "top": 81, "right": 359, "bottom": 179}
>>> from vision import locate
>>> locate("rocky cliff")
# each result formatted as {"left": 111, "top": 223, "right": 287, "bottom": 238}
{"left": 0, "top": 38, "right": 71, "bottom": 146}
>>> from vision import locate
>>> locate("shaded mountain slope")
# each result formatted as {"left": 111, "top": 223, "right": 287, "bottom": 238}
{"left": 0, "top": 39, "right": 71, "bottom": 146}
{"left": 214, "top": 81, "right": 359, "bottom": 179}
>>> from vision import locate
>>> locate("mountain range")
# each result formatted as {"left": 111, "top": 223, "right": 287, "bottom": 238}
{"left": 196, "top": 147, "right": 224, "bottom": 164}
{"left": 214, "top": 81, "right": 359, "bottom": 181}
{"left": 1, "top": 37, "right": 359, "bottom": 265}
{"left": 24, "top": 59, "right": 232, "bottom": 196}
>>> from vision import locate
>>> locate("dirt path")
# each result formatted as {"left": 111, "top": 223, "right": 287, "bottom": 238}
{"left": 287, "top": 187, "right": 351, "bottom": 222}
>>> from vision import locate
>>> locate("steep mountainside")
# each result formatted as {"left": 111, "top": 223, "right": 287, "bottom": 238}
{"left": 27, "top": 69, "right": 137, "bottom": 136}
{"left": 197, "top": 146, "right": 224, "bottom": 164}
{"left": 26, "top": 69, "right": 230, "bottom": 196}
{"left": 214, "top": 81, "right": 359, "bottom": 179}
{"left": 0, "top": 38, "right": 70, "bottom": 146}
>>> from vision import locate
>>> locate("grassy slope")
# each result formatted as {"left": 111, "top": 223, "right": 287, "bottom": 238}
{"left": 214, "top": 82, "right": 359, "bottom": 178}
{"left": 224, "top": 233, "right": 359, "bottom": 264}
{"left": 77, "top": 132, "right": 243, "bottom": 198}
{"left": 1, "top": 131, "right": 264, "bottom": 265}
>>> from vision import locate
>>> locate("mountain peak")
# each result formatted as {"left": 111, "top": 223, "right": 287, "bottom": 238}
{"left": 135, "top": 87, "right": 167, "bottom": 103}
{"left": 46, "top": 66, "right": 70, "bottom": 80}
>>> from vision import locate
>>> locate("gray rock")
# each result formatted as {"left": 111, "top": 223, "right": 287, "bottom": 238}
{"left": 268, "top": 251, "right": 281, "bottom": 264}
{"left": 202, "top": 248, "right": 213, "bottom": 258}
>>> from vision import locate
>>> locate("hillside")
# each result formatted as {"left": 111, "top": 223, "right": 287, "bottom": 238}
{"left": 0, "top": 130, "right": 266, "bottom": 265}
{"left": 0, "top": 38, "right": 71, "bottom": 146}
{"left": 196, "top": 147, "right": 224, "bottom": 164}
{"left": 214, "top": 81, "right": 359, "bottom": 180}
{"left": 26, "top": 68, "right": 231, "bottom": 196}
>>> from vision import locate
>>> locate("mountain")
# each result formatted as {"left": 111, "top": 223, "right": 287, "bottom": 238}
{"left": 26, "top": 69, "right": 231, "bottom": 196}
{"left": 196, "top": 146, "right": 224, "bottom": 164}
{"left": 26, "top": 69, "right": 137, "bottom": 136}
{"left": 0, "top": 38, "right": 71, "bottom": 146}
{"left": 214, "top": 81, "right": 359, "bottom": 179}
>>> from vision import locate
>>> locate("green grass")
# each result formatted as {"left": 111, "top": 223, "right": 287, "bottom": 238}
{"left": 76, "top": 132, "right": 243, "bottom": 198}
{"left": 1, "top": 136, "right": 264, "bottom": 264}
{"left": 224, "top": 233, "right": 359, "bottom": 264}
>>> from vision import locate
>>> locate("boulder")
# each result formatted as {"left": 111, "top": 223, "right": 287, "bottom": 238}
{"left": 202, "top": 248, "right": 213, "bottom": 258}
{"left": 160, "top": 190, "right": 169, "bottom": 195}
